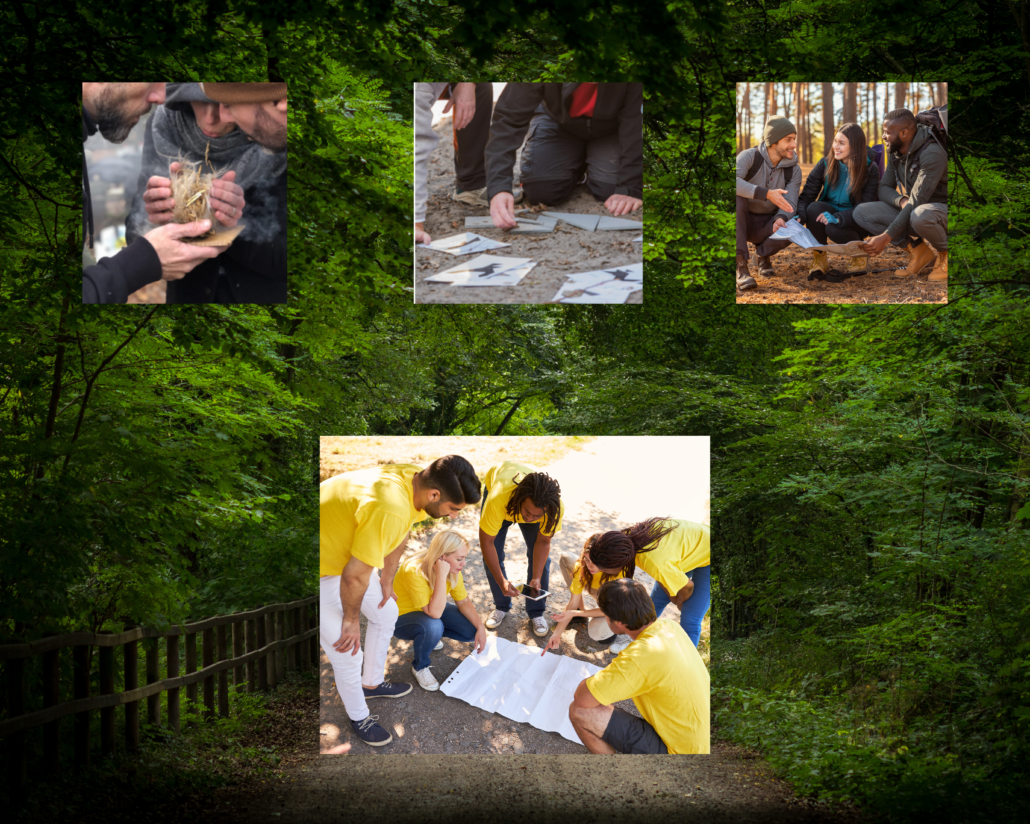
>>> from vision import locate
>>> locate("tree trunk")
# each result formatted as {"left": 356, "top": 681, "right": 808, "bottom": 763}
{"left": 737, "top": 85, "right": 743, "bottom": 152}
{"left": 822, "top": 83, "right": 834, "bottom": 156}
{"left": 843, "top": 82, "right": 858, "bottom": 123}
{"left": 765, "top": 82, "right": 773, "bottom": 120}
{"left": 895, "top": 81, "right": 908, "bottom": 110}
{"left": 793, "top": 82, "right": 804, "bottom": 163}
{"left": 938, "top": 82, "right": 948, "bottom": 105}
{"left": 806, "top": 85, "right": 814, "bottom": 161}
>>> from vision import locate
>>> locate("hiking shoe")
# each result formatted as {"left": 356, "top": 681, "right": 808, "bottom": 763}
{"left": 608, "top": 635, "right": 632, "bottom": 654}
{"left": 847, "top": 255, "right": 868, "bottom": 275}
{"left": 751, "top": 251, "right": 775, "bottom": 277}
{"left": 433, "top": 640, "right": 444, "bottom": 651}
{"left": 350, "top": 714, "right": 392, "bottom": 747}
{"left": 412, "top": 665, "right": 440, "bottom": 691}
{"left": 453, "top": 186, "right": 490, "bottom": 207}
{"left": 736, "top": 260, "right": 756, "bottom": 292}
{"left": 531, "top": 616, "right": 549, "bottom": 636}
{"left": 895, "top": 240, "right": 935, "bottom": 277}
{"left": 361, "top": 681, "right": 412, "bottom": 700}
{"left": 485, "top": 609, "right": 507, "bottom": 629}
{"left": 810, "top": 249, "right": 829, "bottom": 277}
{"left": 928, "top": 250, "right": 948, "bottom": 281}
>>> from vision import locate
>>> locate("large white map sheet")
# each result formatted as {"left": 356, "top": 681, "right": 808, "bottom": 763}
{"left": 440, "top": 635, "right": 602, "bottom": 745}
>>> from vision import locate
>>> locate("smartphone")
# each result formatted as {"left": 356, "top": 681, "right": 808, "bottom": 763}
{"left": 519, "top": 584, "right": 550, "bottom": 600}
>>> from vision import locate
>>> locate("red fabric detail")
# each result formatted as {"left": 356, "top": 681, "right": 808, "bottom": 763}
{"left": 569, "top": 83, "right": 598, "bottom": 118}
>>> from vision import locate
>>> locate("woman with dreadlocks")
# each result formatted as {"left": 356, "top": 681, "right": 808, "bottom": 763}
{"left": 478, "top": 461, "right": 564, "bottom": 637}
{"left": 545, "top": 517, "right": 677, "bottom": 655}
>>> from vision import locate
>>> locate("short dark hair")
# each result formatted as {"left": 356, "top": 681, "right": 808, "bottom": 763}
{"left": 421, "top": 455, "right": 481, "bottom": 505}
{"left": 597, "top": 579, "right": 657, "bottom": 632}
{"left": 885, "top": 108, "right": 916, "bottom": 130}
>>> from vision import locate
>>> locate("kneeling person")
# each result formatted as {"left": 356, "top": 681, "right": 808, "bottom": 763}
{"left": 393, "top": 530, "right": 487, "bottom": 691}
{"left": 568, "top": 579, "right": 710, "bottom": 754}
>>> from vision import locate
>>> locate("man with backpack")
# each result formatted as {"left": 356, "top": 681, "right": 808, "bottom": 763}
{"left": 855, "top": 107, "right": 948, "bottom": 281}
{"left": 735, "top": 116, "right": 801, "bottom": 292}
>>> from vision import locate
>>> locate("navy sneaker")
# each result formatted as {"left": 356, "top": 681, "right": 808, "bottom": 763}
{"left": 362, "top": 681, "right": 413, "bottom": 700}
{"left": 350, "top": 714, "right": 392, "bottom": 747}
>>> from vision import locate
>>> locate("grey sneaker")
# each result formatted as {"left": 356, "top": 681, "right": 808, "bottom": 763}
{"left": 608, "top": 635, "right": 632, "bottom": 654}
{"left": 531, "top": 616, "right": 549, "bottom": 636}
{"left": 433, "top": 640, "right": 444, "bottom": 651}
{"left": 485, "top": 609, "right": 507, "bottom": 629}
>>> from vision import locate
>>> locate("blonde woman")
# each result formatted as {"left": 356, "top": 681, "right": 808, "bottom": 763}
{"left": 392, "top": 530, "right": 487, "bottom": 691}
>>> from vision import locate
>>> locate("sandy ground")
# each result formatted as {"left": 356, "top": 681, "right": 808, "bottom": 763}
{"left": 415, "top": 111, "right": 643, "bottom": 305}
{"left": 319, "top": 437, "right": 709, "bottom": 756}
{"left": 737, "top": 162, "right": 948, "bottom": 305}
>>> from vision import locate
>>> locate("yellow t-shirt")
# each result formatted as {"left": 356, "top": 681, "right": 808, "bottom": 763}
{"left": 585, "top": 619, "right": 710, "bottom": 754}
{"left": 569, "top": 560, "right": 627, "bottom": 595}
{"left": 319, "top": 465, "right": 426, "bottom": 577}
{"left": 393, "top": 555, "right": 469, "bottom": 616}
{"left": 479, "top": 461, "right": 564, "bottom": 537}
{"left": 635, "top": 520, "right": 710, "bottom": 596}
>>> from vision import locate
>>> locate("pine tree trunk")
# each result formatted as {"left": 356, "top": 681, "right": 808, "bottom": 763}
{"left": 822, "top": 83, "right": 834, "bottom": 156}
{"left": 938, "top": 82, "right": 947, "bottom": 105}
{"left": 895, "top": 81, "right": 908, "bottom": 110}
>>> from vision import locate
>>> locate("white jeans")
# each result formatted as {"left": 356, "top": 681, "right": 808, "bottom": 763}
{"left": 319, "top": 572, "right": 399, "bottom": 722}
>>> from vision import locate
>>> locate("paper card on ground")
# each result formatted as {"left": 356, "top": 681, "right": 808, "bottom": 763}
{"left": 632, "top": 235, "right": 643, "bottom": 241}
{"left": 425, "top": 255, "right": 533, "bottom": 284}
{"left": 597, "top": 217, "right": 643, "bottom": 231}
{"left": 551, "top": 263, "right": 643, "bottom": 304}
{"left": 453, "top": 261, "right": 537, "bottom": 287}
{"left": 424, "top": 232, "right": 512, "bottom": 256}
{"left": 542, "top": 211, "right": 601, "bottom": 232}
{"left": 464, "top": 216, "right": 497, "bottom": 229}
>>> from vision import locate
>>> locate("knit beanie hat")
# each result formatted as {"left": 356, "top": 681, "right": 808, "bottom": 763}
{"left": 200, "top": 83, "right": 288, "bottom": 104}
{"left": 763, "top": 116, "right": 796, "bottom": 147}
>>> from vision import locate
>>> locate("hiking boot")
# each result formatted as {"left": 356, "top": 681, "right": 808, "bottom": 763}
{"left": 847, "top": 255, "right": 868, "bottom": 275}
{"left": 736, "top": 260, "right": 756, "bottom": 292}
{"left": 433, "top": 640, "right": 444, "bottom": 651}
{"left": 412, "top": 665, "right": 440, "bottom": 691}
{"left": 531, "top": 616, "right": 549, "bottom": 636}
{"left": 810, "top": 250, "right": 829, "bottom": 277}
{"left": 928, "top": 250, "right": 948, "bottom": 281}
{"left": 751, "top": 251, "right": 776, "bottom": 277}
{"left": 350, "top": 714, "right": 392, "bottom": 747}
{"left": 894, "top": 240, "right": 935, "bottom": 277}
{"left": 361, "top": 681, "right": 412, "bottom": 700}
{"left": 485, "top": 609, "right": 507, "bottom": 629}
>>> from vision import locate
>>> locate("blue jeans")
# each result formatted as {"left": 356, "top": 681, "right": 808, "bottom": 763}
{"left": 486, "top": 518, "right": 551, "bottom": 617}
{"left": 650, "top": 564, "right": 711, "bottom": 647}
{"left": 393, "top": 603, "right": 477, "bottom": 670}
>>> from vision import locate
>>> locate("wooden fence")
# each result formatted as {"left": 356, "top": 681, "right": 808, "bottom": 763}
{"left": 1, "top": 595, "right": 318, "bottom": 796}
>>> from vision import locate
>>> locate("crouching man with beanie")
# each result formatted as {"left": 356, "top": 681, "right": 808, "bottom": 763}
{"left": 735, "top": 116, "right": 801, "bottom": 292}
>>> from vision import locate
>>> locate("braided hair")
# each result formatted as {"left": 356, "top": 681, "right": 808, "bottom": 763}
{"left": 578, "top": 516, "right": 676, "bottom": 593}
{"left": 505, "top": 471, "right": 562, "bottom": 535}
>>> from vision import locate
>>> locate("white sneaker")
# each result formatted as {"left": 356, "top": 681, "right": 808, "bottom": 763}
{"left": 433, "top": 640, "right": 444, "bottom": 651}
{"left": 531, "top": 616, "right": 549, "bottom": 636}
{"left": 608, "top": 635, "right": 631, "bottom": 654}
{"left": 485, "top": 609, "right": 507, "bottom": 629}
{"left": 412, "top": 665, "right": 440, "bottom": 691}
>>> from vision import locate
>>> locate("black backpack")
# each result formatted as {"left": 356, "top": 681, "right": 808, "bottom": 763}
{"left": 914, "top": 104, "right": 948, "bottom": 152}
{"left": 746, "top": 147, "right": 800, "bottom": 186}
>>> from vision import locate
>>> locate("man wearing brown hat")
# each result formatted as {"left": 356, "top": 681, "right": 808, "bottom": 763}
{"left": 201, "top": 83, "right": 288, "bottom": 153}
{"left": 735, "top": 116, "right": 801, "bottom": 292}
{"left": 195, "top": 83, "right": 288, "bottom": 302}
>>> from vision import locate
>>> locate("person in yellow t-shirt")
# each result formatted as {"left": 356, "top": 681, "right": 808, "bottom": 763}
{"left": 392, "top": 530, "right": 487, "bottom": 691}
{"left": 477, "top": 461, "right": 564, "bottom": 637}
{"left": 568, "top": 578, "right": 710, "bottom": 754}
{"left": 319, "top": 455, "right": 481, "bottom": 748}
{"left": 546, "top": 517, "right": 678, "bottom": 653}
{"left": 582, "top": 517, "right": 710, "bottom": 648}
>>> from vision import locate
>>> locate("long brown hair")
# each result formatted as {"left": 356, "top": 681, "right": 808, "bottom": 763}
{"left": 825, "top": 122, "right": 868, "bottom": 203}
{"left": 578, "top": 516, "right": 677, "bottom": 593}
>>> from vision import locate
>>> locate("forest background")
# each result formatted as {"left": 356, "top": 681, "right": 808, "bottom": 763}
{"left": 1, "top": 1, "right": 1029, "bottom": 822}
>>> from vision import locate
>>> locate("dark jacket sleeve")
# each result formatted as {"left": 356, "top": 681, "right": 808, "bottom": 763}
{"left": 221, "top": 169, "right": 287, "bottom": 288}
{"left": 615, "top": 83, "right": 643, "bottom": 198}
{"left": 836, "top": 160, "right": 881, "bottom": 231}
{"left": 485, "top": 84, "right": 546, "bottom": 202}
{"left": 82, "top": 237, "right": 162, "bottom": 304}
{"left": 796, "top": 159, "right": 826, "bottom": 224}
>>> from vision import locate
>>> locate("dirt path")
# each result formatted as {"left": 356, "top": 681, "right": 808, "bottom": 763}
{"left": 415, "top": 109, "right": 643, "bottom": 304}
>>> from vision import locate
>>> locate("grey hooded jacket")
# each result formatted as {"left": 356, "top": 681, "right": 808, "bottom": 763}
{"left": 880, "top": 123, "right": 948, "bottom": 241}
{"left": 735, "top": 143, "right": 801, "bottom": 222}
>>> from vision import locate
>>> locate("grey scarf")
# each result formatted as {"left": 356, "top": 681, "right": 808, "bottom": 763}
{"left": 149, "top": 104, "right": 286, "bottom": 193}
